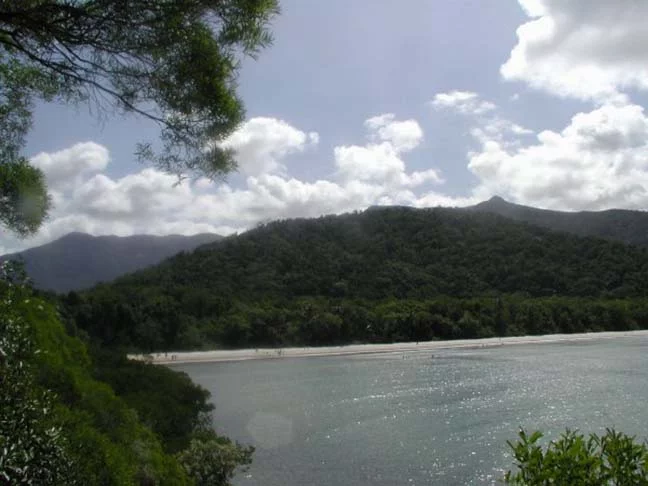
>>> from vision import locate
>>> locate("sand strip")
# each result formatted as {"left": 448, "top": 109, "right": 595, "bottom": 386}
{"left": 128, "top": 329, "right": 648, "bottom": 365}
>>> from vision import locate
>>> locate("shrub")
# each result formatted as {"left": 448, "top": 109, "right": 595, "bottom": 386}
{"left": 506, "top": 428, "right": 648, "bottom": 485}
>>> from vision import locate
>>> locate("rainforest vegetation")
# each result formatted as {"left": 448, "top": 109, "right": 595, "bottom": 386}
{"left": 61, "top": 207, "right": 648, "bottom": 351}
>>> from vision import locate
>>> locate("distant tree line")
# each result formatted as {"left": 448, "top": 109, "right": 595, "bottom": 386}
{"left": 62, "top": 293, "right": 648, "bottom": 351}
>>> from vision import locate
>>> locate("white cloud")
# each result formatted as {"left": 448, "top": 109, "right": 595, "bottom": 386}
{"left": 31, "top": 142, "right": 109, "bottom": 191}
{"left": 2, "top": 115, "right": 453, "bottom": 254}
{"left": 334, "top": 143, "right": 404, "bottom": 183}
{"left": 71, "top": 169, "right": 194, "bottom": 220}
{"left": 430, "top": 91, "right": 496, "bottom": 115}
{"left": 429, "top": 89, "right": 648, "bottom": 211}
{"left": 431, "top": 2, "right": 648, "bottom": 210}
{"left": 364, "top": 114, "right": 424, "bottom": 152}
{"left": 335, "top": 113, "right": 441, "bottom": 187}
{"left": 467, "top": 101, "right": 648, "bottom": 210}
{"left": 502, "top": 0, "right": 648, "bottom": 101}
{"left": 334, "top": 144, "right": 441, "bottom": 188}
{"left": 220, "top": 117, "right": 319, "bottom": 176}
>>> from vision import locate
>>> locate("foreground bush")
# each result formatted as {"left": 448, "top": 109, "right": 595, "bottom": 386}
{"left": 0, "top": 263, "right": 76, "bottom": 484}
{"left": 506, "top": 428, "right": 648, "bottom": 485}
{"left": 1, "top": 263, "right": 189, "bottom": 484}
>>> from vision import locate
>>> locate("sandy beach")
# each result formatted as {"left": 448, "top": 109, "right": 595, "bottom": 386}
{"left": 129, "top": 329, "right": 648, "bottom": 365}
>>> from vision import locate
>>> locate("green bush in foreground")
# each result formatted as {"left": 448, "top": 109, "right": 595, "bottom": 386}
{"left": 176, "top": 434, "right": 253, "bottom": 486}
{"left": 506, "top": 428, "right": 648, "bottom": 485}
{"left": 0, "top": 263, "right": 76, "bottom": 485}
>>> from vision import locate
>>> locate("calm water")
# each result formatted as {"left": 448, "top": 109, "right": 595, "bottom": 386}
{"left": 175, "top": 337, "right": 648, "bottom": 485}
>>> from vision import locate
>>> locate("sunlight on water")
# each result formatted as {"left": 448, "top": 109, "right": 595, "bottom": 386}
{"left": 177, "top": 337, "right": 648, "bottom": 485}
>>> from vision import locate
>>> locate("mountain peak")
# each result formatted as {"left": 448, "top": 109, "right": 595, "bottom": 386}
{"left": 488, "top": 195, "right": 507, "bottom": 203}
{"left": 60, "top": 231, "right": 94, "bottom": 240}
{"left": 472, "top": 195, "right": 512, "bottom": 209}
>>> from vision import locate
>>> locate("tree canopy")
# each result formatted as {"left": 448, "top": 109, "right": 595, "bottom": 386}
{"left": 0, "top": 0, "right": 279, "bottom": 235}
{"left": 0, "top": 157, "right": 49, "bottom": 236}
{"left": 60, "top": 207, "right": 648, "bottom": 351}
{"left": 0, "top": 263, "right": 75, "bottom": 484}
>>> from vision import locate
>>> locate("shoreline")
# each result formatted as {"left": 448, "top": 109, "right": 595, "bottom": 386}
{"left": 128, "top": 329, "right": 648, "bottom": 365}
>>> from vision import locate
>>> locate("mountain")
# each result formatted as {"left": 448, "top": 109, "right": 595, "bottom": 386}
{"left": 65, "top": 207, "right": 648, "bottom": 350}
{"left": 1, "top": 232, "right": 221, "bottom": 292}
{"left": 468, "top": 196, "right": 648, "bottom": 247}
{"left": 113, "top": 207, "right": 648, "bottom": 299}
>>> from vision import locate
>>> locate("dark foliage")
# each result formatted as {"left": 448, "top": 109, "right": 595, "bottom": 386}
{"left": 470, "top": 195, "right": 648, "bottom": 247}
{"left": 92, "top": 349, "right": 214, "bottom": 453}
{"left": 61, "top": 207, "right": 648, "bottom": 351}
{"left": 0, "top": 0, "right": 279, "bottom": 180}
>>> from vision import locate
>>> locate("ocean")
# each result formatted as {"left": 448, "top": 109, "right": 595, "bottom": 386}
{"left": 176, "top": 336, "right": 648, "bottom": 485}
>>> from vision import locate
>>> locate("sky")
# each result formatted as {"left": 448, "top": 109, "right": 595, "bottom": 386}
{"left": 4, "top": 0, "right": 648, "bottom": 254}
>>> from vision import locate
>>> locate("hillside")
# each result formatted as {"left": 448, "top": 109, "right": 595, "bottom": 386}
{"left": 64, "top": 207, "right": 648, "bottom": 350}
{"left": 1, "top": 232, "right": 221, "bottom": 292}
{"left": 468, "top": 196, "right": 648, "bottom": 247}
{"left": 114, "top": 206, "right": 648, "bottom": 299}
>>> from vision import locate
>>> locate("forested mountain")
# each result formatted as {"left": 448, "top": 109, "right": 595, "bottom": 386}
{"left": 105, "top": 207, "right": 648, "bottom": 299}
{"left": 468, "top": 196, "right": 648, "bottom": 247}
{"left": 1, "top": 232, "right": 221, "bottom": 292}
{"left": 63, "top": 207, "right": 648, "bottom": 351}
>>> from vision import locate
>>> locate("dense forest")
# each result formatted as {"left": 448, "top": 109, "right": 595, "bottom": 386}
{"left": 60, "top": 207, "right": 648, "bottom": 351}
{"left": 469, "top": 196, "right": 648, "bottom": 247}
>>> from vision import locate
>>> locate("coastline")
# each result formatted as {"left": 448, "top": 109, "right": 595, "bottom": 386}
{"left": 128, "top": 329, "right": 648, "bottom": 365}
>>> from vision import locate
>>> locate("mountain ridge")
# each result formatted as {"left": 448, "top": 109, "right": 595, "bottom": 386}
{"left": 467, "top": 196, "right": 648, "bottom": 246}
{"left": 1, "top": 232, "right": 222, "bottom": 292}
{"left": 6, "top": 197, "right": 648, "bottom": 294}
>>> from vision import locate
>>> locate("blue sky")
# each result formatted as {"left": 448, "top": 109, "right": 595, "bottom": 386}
{"left": 5, "top": 0, "right": 648, "bottom": 253}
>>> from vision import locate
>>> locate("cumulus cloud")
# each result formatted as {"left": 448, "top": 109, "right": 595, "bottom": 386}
{"left": 2, "top": 115, "right": 452, "bottom": 254}
{"left": 334, "top": 144, "right": 441, "bottom": 188}
{"left": 31, "top": 142, "right": 109, "bottom": 191}
{"left": 11, "top": 95, "right": 647, "bottom": 256}
{"left": 430, "top": 89, "right": 648, "bottom": 211}
{"left": 220, "top": 117, "right": 319, "bottom": 176}
{"left": 430, "top": 91, "right": 496, "bottom": 116}
{"left": 71, "top": 169, "right": 194, "bottom": 220}
{"left": 468, "top": 101, "right": 648, "bottom": 210}
{"left": 502, "top": 0, "right": 648, "bottom": 100}
{"left": 432, "top": 3, "right": 648, "bottom": 210}
{"left": 364, "top": 114, "right": 424, "bottom": 152}
{"left": 335, "top": 113, "right": 441, "bottom": 187}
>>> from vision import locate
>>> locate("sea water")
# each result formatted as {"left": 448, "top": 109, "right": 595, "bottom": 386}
{"left": 176, "top": 336, "right": 648, "bottom": 485}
